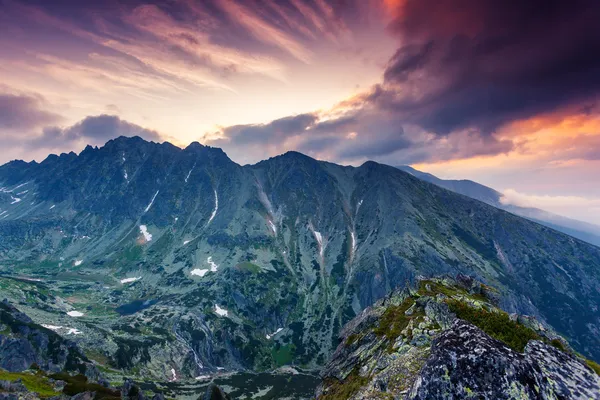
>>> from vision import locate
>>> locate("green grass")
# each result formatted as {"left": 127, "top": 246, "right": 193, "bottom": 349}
{"left": 586, "top": 359, "right": 600, "bottom": 376}
{"left": 236, "top": 262, "right": 262, "bottom": 273}
{"left": 0, "top": 369, "right": 59, "bottom": 398}
{"left": 447, "top": 300, "right": 540, "bottom": 353}
{"left": 549, "top": 339, "right": 566, "bottom": 352}
{"left": 373, "top": 298, "right": 415, "bottom": 341}
{"left": 49, "top": 373, "right": 120, "bottom": 399}
{"left": 320, "top": 367, "right": 369, "bottom": 400}
{"left": 418, "top": 280, "right": 488, "bottom": 302}
{"left": 271, "top": 344, "right": 295, "bottom": 366}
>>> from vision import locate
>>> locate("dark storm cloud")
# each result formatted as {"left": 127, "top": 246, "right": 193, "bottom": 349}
{"left": 379, "top": 0, "right": 600, "bottom": 136}
{"left": 218, "top": 113, "right": 318, "bottom": 145}
{"left": 27, "top": 115, "right": 161, "bottom": 150}
{"left": 214, "top": 0, "right": 600, "bottom": 164}
{"left": 0, "top": 93, "right": 62, "bottom": 131}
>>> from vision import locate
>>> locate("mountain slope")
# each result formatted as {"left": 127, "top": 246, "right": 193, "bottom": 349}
{"left": 0, "top": 137, "right": 599, "bottom": 381}
{"left": 316, "top": 276, "right": 600, "bottom": 399}
{"left": 397, "top": 165, "right": 600, "bottom": 247}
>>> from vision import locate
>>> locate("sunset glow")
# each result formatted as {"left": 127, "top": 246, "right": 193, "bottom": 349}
{"left": 1, "top": 0, "right": 600, "bottom": 222}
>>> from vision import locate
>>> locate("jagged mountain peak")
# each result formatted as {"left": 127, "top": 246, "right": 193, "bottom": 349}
{"left": 1, "top": 136, "right": 600, "bottom": 386}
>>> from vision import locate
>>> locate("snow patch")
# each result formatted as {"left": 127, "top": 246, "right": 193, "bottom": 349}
{"left": 10, "top": 196, "right": 21, "bottom": 204}
{"left": 313, "top": 230, "right": 325, "bottom": 257}
{"left": 1, "top": 182, "right": 28, "bottom": 193}
{"left": 139, "top": 225, "right": 152, "bottom": 241}
{"left": 67, "top": 311, "right": 84, "bottom": 317}
{"left": 207, "top": 190, "right": 218, "bottom": 225}
{"left": 21, "top": 277, "right": 43, "bottom": 282}
{"left": 268, "top": 220, "right": 277, "bottom": 235}
{"left": 124, "top": 171, "right": 128, "bottom": 181}
{"left": 185, "top": 168, "right": 193, "bottom": 183}
{"left": 49, "top": 205, "right": 55, "bottom": 209}
{"left": 214, "top": 304, "right": 228, "bottom": 317}
{"left": 42, "top": 324, "right": 62, "bottom": 331}
{"left": 74, "top": 260, "right": 83, "bottom": 266}
{"left": 170, "top": 368, "right": 177, "bottom": 382}
{"left": 195, "top": 375, "right": 211, "bottom": 381}
{"left": 144, "top": 190, "right": 159, "bottom": 213}
{"left": 207, "top": 257, "right": 218, "bottom": 272}
{"left": 190, "top": 268, "right": 209, "bottom": 277}
{"left": 183, "top": 240, "right": 191, "bottom": 245}
{"left": 43, "top": 325, "right": 82, "bottom": 335}
{"left": 266, "top": 327, "right": 283, "bottom": 340}
{"left": 16, "top": 190, "right": 28, "bottom": 195}
{"left": 350, "top": 230, "right": 357, "bottom": 260}
{"left": 121, "top": 277, "right": 141, "bottom": 284}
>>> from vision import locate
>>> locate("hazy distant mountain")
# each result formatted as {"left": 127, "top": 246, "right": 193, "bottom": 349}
{"left": 397, "top": 165, "right": 600, "bottom": 247}
{"left": 1, "top": 137, "right": 599, "bottom": 383}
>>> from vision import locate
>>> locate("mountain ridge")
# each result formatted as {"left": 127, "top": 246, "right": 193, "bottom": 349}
{"left": 1, "top": 136, "right": 599, "bottom": 383}
{"left": 397, "top": 165, "right": 600, "bottom": 247}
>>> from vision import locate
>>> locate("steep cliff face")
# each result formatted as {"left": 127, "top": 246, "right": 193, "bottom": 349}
{"left": 316, "top": 276, "right": 600, "bottom": 399}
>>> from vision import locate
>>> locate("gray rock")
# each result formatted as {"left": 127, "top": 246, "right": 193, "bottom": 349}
{"left": 409, "top": 320, "right": 600, "bottom": 399}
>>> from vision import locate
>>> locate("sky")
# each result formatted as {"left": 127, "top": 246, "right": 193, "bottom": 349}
{"left": 1, "top": 0, "right": 600, "bottom": 224}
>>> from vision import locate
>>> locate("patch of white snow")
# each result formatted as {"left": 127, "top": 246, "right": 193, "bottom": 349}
{"left": 207, "top": 257, "right": 218, "bottom": 272}
{"left": 67, "top": 311, "right": 84, "bottom": 317}
{"left": 120, "top": 277, "right": 141, "bottom": 284}
{"left": 10, "top": 196, "right": 21, "bottom": 204}
{"left": 266, "top": 327, "right": 283, "bottom": 340}
{"left": 74, "top": 260, "right": 83, "bottom": 266}
{"left": 144, "top": 190, "right": 159, "bottom": 213}
{"left": 42, "top": 324, "right": 63, "bottom": 331}
{"left": 49, "top": 205, "right": 55, "bottom": 209}
{"left": 190, "top": 268, "right": 209, "bottom": 277}
{"left": 139, "top": 225, "right": 152, "bottom": 241}
{"left": 214, "top": 304, "right": 228, "bottom": 317}
{"left": 207, "top": 190, "right": 218, "bottom": 224}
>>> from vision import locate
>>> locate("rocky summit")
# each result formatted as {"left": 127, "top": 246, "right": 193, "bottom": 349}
{"left": 316, "top": 276, "right": 600, "bottom": 399}
{"left": 1, "top": 137, "right": 600, "bottom": 398}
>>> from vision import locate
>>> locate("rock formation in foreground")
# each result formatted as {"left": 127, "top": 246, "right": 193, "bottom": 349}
{"left": 316, "top": 275, "right": 600, "bottom": 399}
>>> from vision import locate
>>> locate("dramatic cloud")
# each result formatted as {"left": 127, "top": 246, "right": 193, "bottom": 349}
{"left": 28, "top": 115, "right": 161, "bottom": 150}
{"left": 0, "top": 92, "right": 62, "bottom": 131}
{"left": 375, "top": 0, "right": 600, "bottom": 136}
{"left": 0, "top": 114, "right": 163, "bottom": 164}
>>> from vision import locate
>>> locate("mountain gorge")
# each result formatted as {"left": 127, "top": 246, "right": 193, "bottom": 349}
{"left": 1, "top": 137, "right": 600, "bottom": 387}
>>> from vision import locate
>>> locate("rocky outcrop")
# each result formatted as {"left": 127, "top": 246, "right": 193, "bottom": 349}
{"left": 0, "top": 300, "right": 93, "bottom": 375}
{"left": 0, "top": 301, "right": 169, "bottom": 400}
{"left": 410, "top": 320, "right": 600, "bottom": 399}
{"left": 201, "top": 383, "right": 231, "bottom": 400}
{"left": 316, "top": 276, "right": 600, "bottom": 399}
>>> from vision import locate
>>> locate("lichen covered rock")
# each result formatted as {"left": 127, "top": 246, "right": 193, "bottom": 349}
{"left": 316, "top": 276, "right": 600, "bottom": 399}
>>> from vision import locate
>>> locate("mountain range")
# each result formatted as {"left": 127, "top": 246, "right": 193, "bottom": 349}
{"left": 397, "top": 166, "right": 600, "bottom": 247}
{"left": 0, "top": 136, "right": 599, "bottom": 387}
